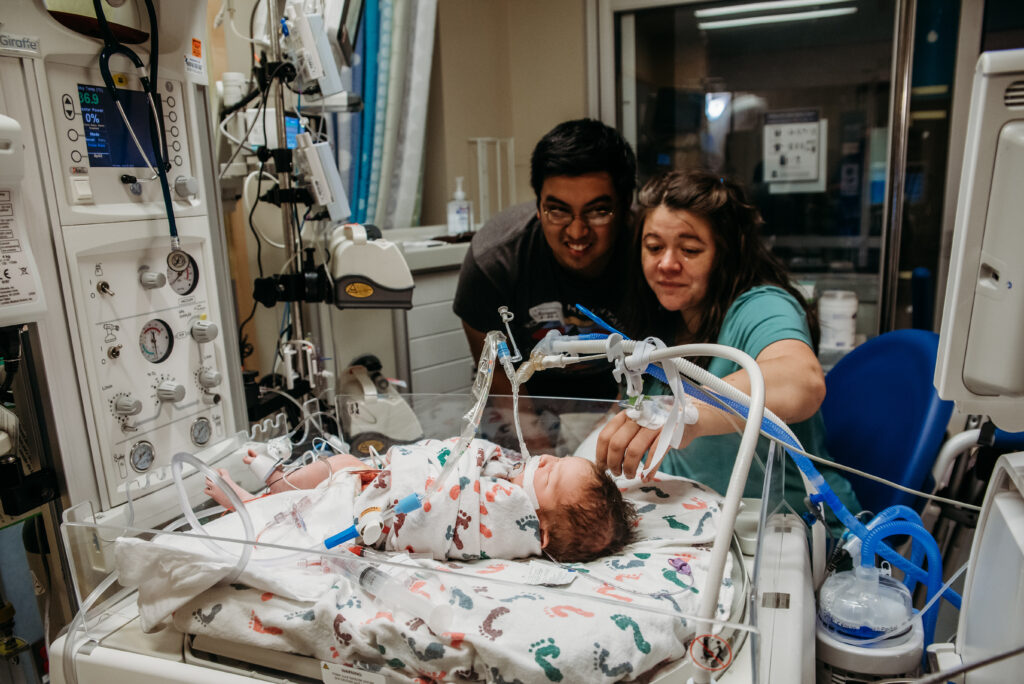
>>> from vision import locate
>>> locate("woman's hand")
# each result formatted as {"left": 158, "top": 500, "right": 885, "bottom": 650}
{"left": 595, "top": 411, "right": 663, "bottom": 480}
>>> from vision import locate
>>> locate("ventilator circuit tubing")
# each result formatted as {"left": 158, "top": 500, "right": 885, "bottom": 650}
{"left": 545, "top": 332, "right": 961, "bottom": 615}
{"left": 537, "top": 334, "right": 959, "bottom": 658}
{"left": 860, "top": 519, "right": 947, "bottom": 645}
{"left": 171, "top": 452, "right": 255, "bottom": 583}
{"left": 431, "top": 330, "right": 507, "bottom": 494}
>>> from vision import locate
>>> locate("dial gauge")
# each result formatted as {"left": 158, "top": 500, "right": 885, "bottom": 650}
{"left": 139, "top": 318, "right": 174, "bottom": 363}
{"left": 190, "top": 416, "right": 212, "bottom": 446}
{"left": 129, "top": 441, "right": 155, "bottom": 472}
{"left": 167, "top": 253, "right": 199, "bottom": 295}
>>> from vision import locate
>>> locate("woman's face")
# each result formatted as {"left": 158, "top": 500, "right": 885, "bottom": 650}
{"left": 640, "top": 206, "right": 717, "bottom": 330}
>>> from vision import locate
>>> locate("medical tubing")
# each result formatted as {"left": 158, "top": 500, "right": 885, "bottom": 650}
{"left": 860, "top": 519, "right": 953, "bottom": 646}
{"left": 62, "top": 571, "right": 121, "bottom": 684}
{"left": 432, "top": 331, "right": 504, "bottom": 493}
{"left": 645, "top": 349, "right": 942, "bottom": 587}
{"left": 597, "top": 343, "right": 764, "bottom": 629}
{"left": 842, "top": 505, "right": 925, "bottom": 567}
{"left": 553, "top": 334, "right": 948, "bottom": 608}
{"left": 498, "top": 341, "right": 531, "bottom": 460}
{"left": 550, "top": 332, "right": 959, "bottom": 595}
{"left": 170, "top": 452, "right": 255, "bottom": 582}
{"left": 932, "top": 428, "right": 981, "bottom": 492}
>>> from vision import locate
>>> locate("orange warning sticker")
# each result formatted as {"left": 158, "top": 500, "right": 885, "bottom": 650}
{"left": 191, "top": 39, "right": 202, "bottom": 58}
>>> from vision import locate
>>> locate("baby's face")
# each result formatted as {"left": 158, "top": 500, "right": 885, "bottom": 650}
{"left": 526, "top": 454, "right": 595, "bottom": 513}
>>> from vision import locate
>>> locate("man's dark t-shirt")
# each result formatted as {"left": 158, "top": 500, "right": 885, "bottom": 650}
{"left": 453, "top": 202, "right": 627, "bottom": 399}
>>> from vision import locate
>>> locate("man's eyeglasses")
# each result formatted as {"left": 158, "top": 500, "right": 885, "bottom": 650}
{"left": 542, "top": 206, "right": 615, "bottom": 229}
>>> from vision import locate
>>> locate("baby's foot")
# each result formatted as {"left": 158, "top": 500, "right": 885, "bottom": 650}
{"left": 204, "top": 468, "right": 253, "bottom": 510}
{"left": 243, "top": 448, "right": 259, "bottom": 464}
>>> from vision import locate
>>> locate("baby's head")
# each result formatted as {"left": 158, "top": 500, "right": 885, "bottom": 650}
{"left": 519, "top": 455, "right": 638, "bottom": 563}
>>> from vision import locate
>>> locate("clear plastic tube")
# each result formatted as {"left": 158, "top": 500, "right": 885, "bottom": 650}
{"left": 431, "top": 330, "right": 505, "bottom": 493}
{"left": 498, "top": 341, "right": 531, "bottom": 461}
{"left": 170, "top": 452, "right": 255, "bottom": 582}
{"left": 549, "top": 333, "right": 951, "bottom": 598}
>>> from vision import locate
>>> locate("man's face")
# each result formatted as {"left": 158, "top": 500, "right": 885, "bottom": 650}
{"left": 537, "top": 172, "right": 620, "bottom": 278}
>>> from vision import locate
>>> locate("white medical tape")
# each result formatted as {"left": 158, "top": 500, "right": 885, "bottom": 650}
{"left": 247, "top": 451, "right": 283, "bottom": 483}
{"left": 639, "top": 346, "right": 699, "bottom": 479}
{"left": 521, "top": 457, "right": 541, "bottom": 510}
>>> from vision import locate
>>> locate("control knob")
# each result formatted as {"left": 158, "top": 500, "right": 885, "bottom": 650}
{"left": 197, "top": 369, "right": 222, "bottom": 389}
{"left": 139, "top": 270, "right": 166, "bottom": 289}
{"left": 191, "top": 320, "right": 218, "bottom": 343}
{"left": 174, "top": 175, "right": 199, "bottom": 198}
{"left": 157, "top": 381, "right": 186, "bottom": 403}
{"left": 113, "top": 396, "right": 143, "bottom": 416}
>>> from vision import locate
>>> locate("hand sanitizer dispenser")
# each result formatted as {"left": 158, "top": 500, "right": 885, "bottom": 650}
{"left": 447, "top": 177, "right": 473, "bottom": 236}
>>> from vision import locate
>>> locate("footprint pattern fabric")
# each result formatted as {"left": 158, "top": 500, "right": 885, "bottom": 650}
{"left": 162, "top": 473, "right": 734, "bottom": 683}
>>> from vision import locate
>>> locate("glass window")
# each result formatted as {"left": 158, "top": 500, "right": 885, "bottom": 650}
{"left": 615, "top": 1, "right": 897, "bottom": 339}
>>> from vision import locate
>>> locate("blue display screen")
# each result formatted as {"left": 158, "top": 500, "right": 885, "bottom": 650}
{"left": 78, "top": 84, "right": 160, "bottom": 168}
{"left": 284, "top": 115, "right": 300, "bottom": 149}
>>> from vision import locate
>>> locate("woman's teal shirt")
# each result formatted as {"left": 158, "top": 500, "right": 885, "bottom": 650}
{"left": 647, "top": 286, "right": 862, "bottom": 519}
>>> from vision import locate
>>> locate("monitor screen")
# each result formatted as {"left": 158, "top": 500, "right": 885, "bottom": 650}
{"left": 78, "top": 83, "right": 160, "bottom": 168}
{"left": 284, "top": 115, "right": 301, "bottom": 149}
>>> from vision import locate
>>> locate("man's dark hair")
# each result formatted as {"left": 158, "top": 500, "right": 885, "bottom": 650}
{"left": 543, "top": 462, "right": 638, "bottom": 563}
{"left": 530, "top": 118, "right": 637, "bottom": 207}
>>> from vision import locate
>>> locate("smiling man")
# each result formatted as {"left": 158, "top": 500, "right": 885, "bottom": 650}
{"left": 453, "top": 119, "right": 637, "bottom": 400}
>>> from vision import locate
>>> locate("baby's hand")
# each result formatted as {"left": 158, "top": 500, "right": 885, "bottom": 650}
{"left": 243, "top": 448, "right": 259, "bottom": 464}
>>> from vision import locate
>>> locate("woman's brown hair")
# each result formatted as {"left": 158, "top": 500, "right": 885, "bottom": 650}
{"left": 624, "top": 169, "right": 818, "bottom": 362}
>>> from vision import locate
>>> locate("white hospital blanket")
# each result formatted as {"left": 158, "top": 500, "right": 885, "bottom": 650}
{"left": 117, "top": 473, "right": 736, "bottom": 683}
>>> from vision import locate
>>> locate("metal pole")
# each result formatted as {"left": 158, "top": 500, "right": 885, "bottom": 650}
{"left": 877, "top": 0, "right": 917, "bottom": 334}
{"left": 267, "top": 0, "right": 305, "bottom": 346}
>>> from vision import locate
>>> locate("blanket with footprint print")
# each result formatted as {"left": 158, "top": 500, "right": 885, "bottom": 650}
{"left": 116, "top": 440, "right": 735, "bottom": 683}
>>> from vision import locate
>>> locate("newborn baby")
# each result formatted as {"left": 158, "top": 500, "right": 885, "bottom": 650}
{"left": 207, "top": 438, "right": 637, "bottom": 562}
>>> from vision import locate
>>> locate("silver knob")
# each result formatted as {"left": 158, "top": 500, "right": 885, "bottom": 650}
{"left": 157, "top": 381, "right": 186, "bottom": 403}
{"left": 114, "top": 396, "right": 143, "bottom": 416}
{"left": 191, "top": 320, "right": 218, "bottom": 343}
{"left": 174, "top": 175, "right": 199, "bottom": 198}
{"left": 139, "top": 270, "right": 166, "bottom": 289}
{"left": 197, "top": 369, "right": 222, "bottom": 389}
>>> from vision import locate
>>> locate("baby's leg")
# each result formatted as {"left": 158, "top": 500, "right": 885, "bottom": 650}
{"left": 265, "top": 452, "right": 373, "bottom": 493}
{"left": 204, "top": 468, "right": 255, "bottom": 511}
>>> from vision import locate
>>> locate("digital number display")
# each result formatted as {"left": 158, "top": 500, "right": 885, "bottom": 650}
{"left": 77, "top": 84, "right": 161, "bottom": 168}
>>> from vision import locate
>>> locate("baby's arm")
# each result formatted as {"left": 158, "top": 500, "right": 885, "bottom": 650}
{"left": 250, "top": 450, "right": 373, "bottom": 493}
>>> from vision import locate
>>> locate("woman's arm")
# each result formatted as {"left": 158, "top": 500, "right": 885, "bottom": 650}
{"left": 596, "top": 339, "right": 825, "bottom": 479}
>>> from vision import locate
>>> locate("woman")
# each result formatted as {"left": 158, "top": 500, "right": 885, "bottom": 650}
{"left": 596, "top": 170, "right": 860, "bottom": 518}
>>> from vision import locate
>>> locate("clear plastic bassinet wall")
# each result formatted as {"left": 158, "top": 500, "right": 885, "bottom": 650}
{"left": 58, "top": 394, "right": 810, "bottom": 683}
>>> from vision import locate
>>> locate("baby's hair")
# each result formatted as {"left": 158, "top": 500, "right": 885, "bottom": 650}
{"left": 543, "top": 462, "right": 638, "bottom": 563}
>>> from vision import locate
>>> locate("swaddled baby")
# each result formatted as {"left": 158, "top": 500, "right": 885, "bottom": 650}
{"left": 207, "top": 437, "right": 637, "bottom": 562}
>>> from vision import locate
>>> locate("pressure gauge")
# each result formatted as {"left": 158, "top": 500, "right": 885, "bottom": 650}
{"left": 190, "top": 416, "right": 212, "bottom": 446}
{"left": 139, "top": 318, "right": 174, "bottom": 363}
{"left": 129, "top": 440, "right": 155, "bottom": 472}
{"left": 167, "top": 253, "right": 199, "bottom": 295}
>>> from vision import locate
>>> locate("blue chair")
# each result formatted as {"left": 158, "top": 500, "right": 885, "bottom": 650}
{"left": 820, "top": 329, "right": 954, "bottom": 515}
